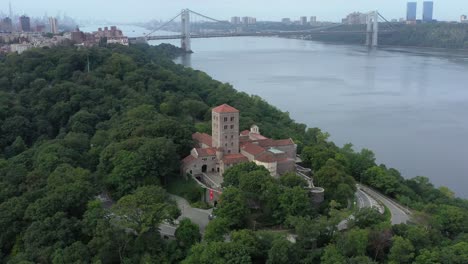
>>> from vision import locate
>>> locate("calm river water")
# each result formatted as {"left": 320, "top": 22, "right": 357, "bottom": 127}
{"left": 86, "top": 25, "right": 468, "bottom": 198}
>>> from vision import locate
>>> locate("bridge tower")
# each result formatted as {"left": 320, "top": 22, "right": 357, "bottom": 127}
{"left": 366, "top": 11, "right": 379, "bottom": 47}
{"left": 181, "top": 9, "right": 192, "bottom": 52}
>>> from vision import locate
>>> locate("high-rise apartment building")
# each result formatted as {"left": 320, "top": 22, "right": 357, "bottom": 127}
{"left": 406, "top": 2, "right": 417, "bottom": 21}
{"left": 242, "top": 16, "right": 249, "bottom": 25}
{"left": 241, "top": 16, "right": 256, "bottom": 25}
{"left": 19, "top": 15, "right": 31, "bottom": 32}
{"left": 423, "top": 1, "right": 434, "bottom": 22}
{"left": 230, "top": 16, "right": 241, "bottom": 24}
{"left": 310, "top": 16, "right": 317, "bottom": 24}
{"left": 1, "top": 17, "right": 13, "bottom": 32}
{"left": 300, "top": 16, "right": 307, "bottom": 25}
{"left": 49, "top": 17, "right": 58, "bottom": 34}
{"left": 461, "top": 15, "right": 468, "bottom": 23}
{"left": 342, "top": 12, "right": 367, "bottom": 25}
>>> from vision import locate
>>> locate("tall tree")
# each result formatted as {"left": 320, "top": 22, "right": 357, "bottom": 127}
{"left": 111, "top": 185, "right": 180, "bottom": 236}
{"left": 215, "top": 187, "right": 249, "bottom": 229}
{"left": 388, "top": 236, "right": 415, "bottom": 264}
{"left": 175, "top": 218, "right": 201, "bottom": 250}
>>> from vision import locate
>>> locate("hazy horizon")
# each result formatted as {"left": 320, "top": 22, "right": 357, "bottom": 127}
{"left": 2, "top": 0, "right": 466, "bottom": 23}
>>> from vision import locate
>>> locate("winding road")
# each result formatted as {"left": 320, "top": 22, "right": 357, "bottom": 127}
{"left": 357, "top": 184, "right": 411, "bottom": 225}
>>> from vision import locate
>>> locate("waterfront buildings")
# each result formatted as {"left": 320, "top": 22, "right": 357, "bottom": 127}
{"left": 281, "top": 18, "right": 291, "bottom": 24}
{"left": 241, "top": 16, "right": 256, "bottom": 25}
{"left": 342, "top": 12, "right": 367, "bottom": 25}
{"left": 0, "top": 24, "right": 128, "bottom": 54}
{"left": 230, "top": 16, "right": 241, "bottom": 24}
{"left": 423, "top": 1, "right": 434, "bottom": 22}
{"left": 300, "top": 16, "right": 307, "bottom": 25}
{"left": 107, "top": 37, "right": 129, "bottom": 46}
{"left": 406, "top": 2, "right": 417, "bottom": 22}
{"left": 461, "top": 15, "right": 467, "bottom": 23}
{"left": 19, "top": 15, "right": 30, "bottom": 32}
{"left": 93, "top": 26, "right": 129, "bottom": 46}
{"left": 310, "top": 16, "right": 317, "bottom": 24}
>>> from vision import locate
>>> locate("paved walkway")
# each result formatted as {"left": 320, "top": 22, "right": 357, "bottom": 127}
{"left": 98, "top": 192, "right": 212, "bottom": 237}
{"left": 170, "top": 194, "right": 212, "bottom": 231}
{"left": 160, "top": 195, "right": 213, "bottom": 237}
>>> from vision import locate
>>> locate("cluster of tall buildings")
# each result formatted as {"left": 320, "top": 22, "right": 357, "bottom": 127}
{"left": 0, "top": 3, "right": 129, "bottom": 54}
{"left": 230, "top": 16, "right": 256, "bottom": 25}
{"left": 406, "top": 1, "right": 434, "bottom": 23}
{"left": 281, "top": 16, "right": 318, "bottom": 25}
{"left": 0, "top": 14, "right": 60, "bottom": 34}
{"left": 342, "top": 12, "right": 368, "bottom": 25}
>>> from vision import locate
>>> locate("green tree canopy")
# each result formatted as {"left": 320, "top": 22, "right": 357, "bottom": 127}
{"left": 175, "top": 218, "right": 201, "bottom": 250}
{"left": 111, "top": 185, "right": 180, "bottom": 236}
{"left": 215, "top": 187, "right": 249, "bottom": 229}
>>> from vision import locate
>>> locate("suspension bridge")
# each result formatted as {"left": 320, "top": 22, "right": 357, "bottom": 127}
{"left": 130, "top": 9, "right": 395, "bottom": 52}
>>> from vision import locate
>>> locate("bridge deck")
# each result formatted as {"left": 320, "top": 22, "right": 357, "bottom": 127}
{"left": 132, "top": 30, "right": 395, "bottom": 41}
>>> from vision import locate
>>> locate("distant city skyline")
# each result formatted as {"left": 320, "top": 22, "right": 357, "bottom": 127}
{"left": 1, "top": 0, "right": 466, "bottom": 23}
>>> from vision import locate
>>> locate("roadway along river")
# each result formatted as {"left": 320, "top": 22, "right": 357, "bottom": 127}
{"left": 89, "top": 25, "right": 468, "bottom": 198}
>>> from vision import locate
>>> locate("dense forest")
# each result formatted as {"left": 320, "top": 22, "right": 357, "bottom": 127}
{"left": 0, "top": 43, "right": 467, "bottom": 263}
{"left": 300, "top": 23, "right": 468, "bottom": 49}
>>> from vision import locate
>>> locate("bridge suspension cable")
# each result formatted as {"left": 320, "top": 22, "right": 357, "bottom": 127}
{"left": 187, "top": 9, "right": 231, "bottom": 25}
{"left": 145, "top": 11, "right": 183, "bottom": 38}
{"left": 377, "top": 12, "right": 397, "bottom": 31}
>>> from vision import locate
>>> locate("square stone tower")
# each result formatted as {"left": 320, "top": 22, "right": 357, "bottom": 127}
{"left": 212, "top": 104, "right": 240, "bottom": 154}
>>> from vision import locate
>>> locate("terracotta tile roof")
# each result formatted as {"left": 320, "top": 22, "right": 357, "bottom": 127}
{"left": 274, "top": 138, "right": 295, "bottom": 146}
{"left": 240, "top": 130, "right": 250, "bottom": 136}
{"left": 222, "top": 154, "right": 248, "bottom": 165}
{"left": 255, "top": 152, "right": 277, "bottom": 163}
{"left": 182, "top": 155, "right": 196, "bottom": 165}
{"left": 258, "top": 138, "right": 295, "bottom": 147}
{"left": 196, "top": 148, "right": 217, "bottom": 157}
{"left": 192, "top": 132, "right": 213, "bottom": 147}
{"left": 212, "top": 104, "right": 239, "bottom": 113}
{"left": 249, "top": 133, "right": 268, "bottom": 140}
{"left": 257, "top": 139, "right": 275, "bottom": 147}
{"left": 241, "top": 142, "right": 266, "bottom": 156}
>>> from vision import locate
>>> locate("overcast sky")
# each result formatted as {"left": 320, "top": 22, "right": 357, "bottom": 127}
{"left": 2, "top": 0, "right": 466, "bottom": 23}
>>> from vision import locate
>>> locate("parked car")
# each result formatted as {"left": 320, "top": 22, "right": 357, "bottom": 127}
{"left": 208, "top": 213, "right": 216, "bottom": 220}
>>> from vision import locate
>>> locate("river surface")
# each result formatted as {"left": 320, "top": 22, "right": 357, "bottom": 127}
{"left": 84, "top": 25, "right": 468, "bottom": 198}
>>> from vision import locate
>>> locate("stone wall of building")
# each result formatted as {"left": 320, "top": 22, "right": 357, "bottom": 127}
{"left": 254, "top": 160, "right": 277, "bottom": 177}
{"left": 277, "top": 160, "right": 296, "bottom": 175}
{"left": 212, "top": 110, "right": 239, "bottom": 155}
{"left": 275, "top": 144, "right": 297, "bottom": 159}
{"left": 183, "top": 157, "right": 218, "bottom": 176}
{"left": 240, "top": 149, "right": 256, "bottom": 161}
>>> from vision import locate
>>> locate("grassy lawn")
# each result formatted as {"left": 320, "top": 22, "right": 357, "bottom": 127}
{"left": 166, "top": 176, "right": 212, "bottom": 209}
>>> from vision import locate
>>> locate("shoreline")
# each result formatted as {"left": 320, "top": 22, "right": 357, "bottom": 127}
{"left": 282, "top": 36, "right": 468, "bottom": 53}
